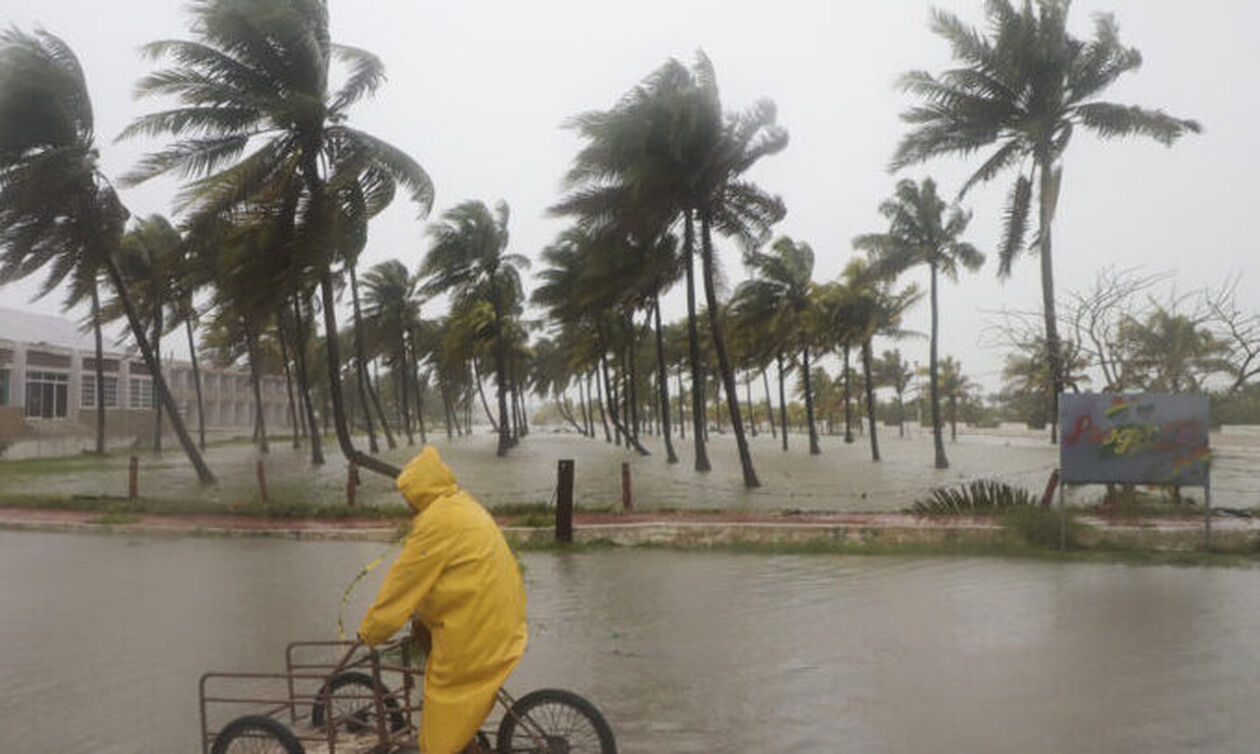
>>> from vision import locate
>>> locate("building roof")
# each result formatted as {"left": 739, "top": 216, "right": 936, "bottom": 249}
{"left": 0, "top": 307, "right": 116, "bottom": 353}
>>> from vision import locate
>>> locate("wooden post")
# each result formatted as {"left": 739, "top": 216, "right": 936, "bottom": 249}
{"left": 347, "top": 460, "right": 357, "bottom": 507}
{"left": 556, "top": 459, "right": 574, "bottom": 543}
{"left": 621, "top": 461, "right": 632, "bottom": 513}
{"left": 1040, "top": 468, "right": 1059, "bottom": 507}
{"left": 256, "top": 459, "right": 269, "bottom": 504}
{"left": 128, "top": 456, "right": 138, "bottom": 499}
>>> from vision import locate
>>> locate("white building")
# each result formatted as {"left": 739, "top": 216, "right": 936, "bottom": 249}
{"left": 0, "top": 307, "right": 290, "bottom": 447}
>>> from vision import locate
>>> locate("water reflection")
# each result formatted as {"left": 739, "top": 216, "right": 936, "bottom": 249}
{"left": 2, "top": 533, "right": 1259, "bottom": 752}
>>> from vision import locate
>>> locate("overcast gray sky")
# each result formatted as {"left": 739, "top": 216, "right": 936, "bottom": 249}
{"left": 2, "top": 0, "right": 1254, "bottom": 392}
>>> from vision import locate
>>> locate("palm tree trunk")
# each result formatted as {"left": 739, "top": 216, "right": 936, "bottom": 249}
{"left": 598, "top": 325, "right": 649, "bottom": 455}
{"left": 397, "top": 332, "right": 415, "bottom": 445}
{"left": 365, "top": 360, "right": 396, "bottom": 450}
{"left": 244, "top": 321, "right": 269, "bottom": 454}
{"left": 843, "top": 345, "right": 854, "bottom": 444}
{"left": 897, "top": 389, "right": 905, "bottom": 439}
{"left": 652, "top": 291, "right": 678, "bottom": 463}
{"left": 279, "top": 325, "right": 300, "bottom": 450}
{"left": 347, "top": 264, "right": 380, "bottom": 454}
{"left": 472, "top": 359, "right": 500, "bottom": 431}
{"left": 439, "top": 377, "right": 454, "bottom": 439}
{"left": 103, "top": 257, "right": 214, "bottom": 484}
{"left": 930, "top": 262, "right": 949, "bottom": 469}
{"left": 683, "top": 211, "right": 710, "bottom": 472}
{"left": 699, "top": 214, "right": 757, "bottom": 487}
{"left": 90, "top": 280, "right": 106, "bottom": 455}
{"left": 950, "top": 393, "right": 958, "bottom": 442}
{"left": 745, "top": 377, "right": 757, "bottom": 437}
{"left": 626, "top": 316, "right": 640, "bottom": 443}
{"left": 319, "top": 273, "right": 401, "bottom": 478}
{"left": 595, "top": 367, "right": 611, "bottom": 442}
{"left": 408, "top": 332, "right": 427, "bottom": 444}
{"left": 292, "top": 297, "right": 324, "bottom": 464}
{"left": 489, "top": 276, "right": 512, "bottom": 456}
{"left": 802, "top": 344, "right": 821, "bottom": 456}
{"left": 777, "top": 352, "right": 788, "bottom": 452}
{"left": 1038, "top": 157, "right": 1063, "bottom": 446}
{"left": 762, "top": 368, "right": 776, "bottom": 439}
{"left": 862, "top": 338, "right": 879, "bottom": 462}
{"left": 576, "top": 376, "right": 589, "bottom": 437}
{"left": 185, "top": 318, "right": 206, "bottom": 450}
{"left": 676, "top": 369, "right": 685, "bottom": 440}
{"left": 152, "top": 307, "right": 163, "bottom": 453}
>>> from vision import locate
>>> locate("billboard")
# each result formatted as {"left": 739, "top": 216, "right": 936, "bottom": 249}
{"left": 1059, "top": 393, "right": 1210, "bottom": 486}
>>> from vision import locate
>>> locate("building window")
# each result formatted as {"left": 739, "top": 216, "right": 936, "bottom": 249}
{"left": 25, "top": 371, "right": 69, "bottom": 418}
{"left": 81, "top": 376, "right": 119, "bottom": 409}
{"left": 129, "top": 377, "right": 156, "bottom": 409}
{"left": 0, "top": 369, "right": 8, "bottom": 405}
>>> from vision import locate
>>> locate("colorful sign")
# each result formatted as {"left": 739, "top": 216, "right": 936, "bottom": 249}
{"left": 1059, "top": 393, "right": 1210, "bottom": 485}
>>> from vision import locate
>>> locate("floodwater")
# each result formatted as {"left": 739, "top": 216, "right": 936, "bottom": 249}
{"left": 3, "top": 531, "right": 1260, "bottom": 753}
{"left": 4, "top": 424, "right": 1259, "bottom": 512}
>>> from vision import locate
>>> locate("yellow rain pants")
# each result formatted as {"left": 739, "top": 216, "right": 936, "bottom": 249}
{"left": 358, "top": 446, "right": 528, "bottom": 754}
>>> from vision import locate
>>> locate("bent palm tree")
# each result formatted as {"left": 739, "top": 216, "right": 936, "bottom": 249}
{"left": 420, "top": 200, "right": 528, "bottom": 457}
{"left": 123, "top": 0, "right": 433, "bottom": 478}
{"left": 893, "top": 1, "right": 1198, "bottom": 441}
{"left": 0, "top": 29, "right": 214, "bottom": 482}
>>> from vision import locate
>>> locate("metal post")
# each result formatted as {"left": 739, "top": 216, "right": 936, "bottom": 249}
{"left": 128, "top": 456, "right": 138, "bottom": 499}
{"left": 1204, "top": 475, "right": 1212, "bottom": 551}
{"left": 556, "top": 459, "right": 574, "bottom": 544}
{"left": 621, "top": 462, "right": 632, "bottom": 513}
{"left": 256, "top": 459, "right": 269, "bottom": 504}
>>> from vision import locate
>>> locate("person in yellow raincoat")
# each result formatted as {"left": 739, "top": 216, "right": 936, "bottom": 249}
{"left": 358, "top": 446, "right": 528, "bottom": 754}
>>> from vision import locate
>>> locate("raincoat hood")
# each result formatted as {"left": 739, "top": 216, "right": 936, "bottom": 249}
{"left": 396, "top": 446, "right": 459, "bottom": 513}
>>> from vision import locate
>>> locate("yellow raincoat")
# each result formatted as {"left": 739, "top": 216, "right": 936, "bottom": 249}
{"left": 359, "top": 446, "right": 528, "bottom": 754}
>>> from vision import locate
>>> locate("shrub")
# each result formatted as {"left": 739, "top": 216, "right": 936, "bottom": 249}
{"left": 910, "top": 479, "right": 1037, "bottom": 515}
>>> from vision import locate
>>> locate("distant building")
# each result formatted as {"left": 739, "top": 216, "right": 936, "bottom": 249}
{"left": 0, "top": 307, "right": 289, "bottom": 448}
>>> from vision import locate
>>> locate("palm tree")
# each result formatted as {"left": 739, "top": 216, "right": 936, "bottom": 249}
{"left": 855, "top": 178, "right": 982, "bottom": 469}
{"left": 876, "top": 349, "right": 914, "bottom": 438}
{"left": 0, "top": 29, "right": 215, "bottom": 482}
{"left": 420, "top": 200, "right": 527, "bottom": 457}
{"left": 892, "top": 1, "right": 1199, "bottom": 437}
{"left": 731, "top": 236, "right": 820, "bottom": 454}
{"left": 826, "top": 261, "right": 921, "bottom": 462}
{"left": 938, "top": 357, "right": 976, "bottom": 442}
{"left": 361, "top": 259, "right": 421, "bottom": 444}
{"left": 123, "top": 0, "right": 433, "bottom": 478}
{"left": 110, "top": 215, "right": 185, "bottom": 453}
{"left": 555, "top": 52, "right": 784, "bottom": 487}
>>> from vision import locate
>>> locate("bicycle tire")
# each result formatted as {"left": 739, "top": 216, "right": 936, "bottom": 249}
{"left": 495, "top": 688, "right": 616, "bottom": 754}
{"left": 309, "top": 670, "right": 407, "bottom": 733}
{"left": 210, "top": 714, "right": 304, "bottom": 754}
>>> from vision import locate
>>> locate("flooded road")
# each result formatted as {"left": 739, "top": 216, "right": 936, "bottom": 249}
{"left": 3, "top": 531, "right": 1260, "bottom": 752}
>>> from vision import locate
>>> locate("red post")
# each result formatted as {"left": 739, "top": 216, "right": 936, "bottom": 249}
{"left": 256, "top": 459, "right": 269, "bottom": 504}
{"left": 1041, "top": 468, "right": 1060, "bottom": 507}
{"left": 556, "top": 459, "right": 574, "bottom": 543}
{"left": 128, "top": 456, "right": 138, "bottom": 499}
{"left": 621, "top": 461, "right": 632, "bottom": 513}
{"left": 347, "top": 460, "right": 357, "bottom": 507}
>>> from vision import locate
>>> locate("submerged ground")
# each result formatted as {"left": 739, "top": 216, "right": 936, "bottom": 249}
{"left": 2, "top": 423, "right": 1257, "bottom": 513}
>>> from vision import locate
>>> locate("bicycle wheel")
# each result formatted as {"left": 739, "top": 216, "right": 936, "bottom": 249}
{"left": 495, "top": 688, "right": 616, "bottom": 754}
{"left": 310, "top": 670, "right": 407, "bottom": 734}
{"left": 210, "top": 715, "right": 304, "bottom": 754}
